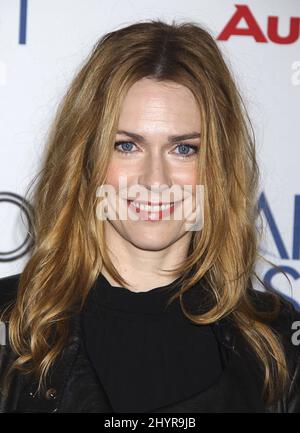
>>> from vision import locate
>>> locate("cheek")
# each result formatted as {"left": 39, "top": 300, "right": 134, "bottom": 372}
{"left": 185, "top": 173, "right": 197, "bottom": 187}
{"left": 174, "top": 167, "right": 198, "bottom": 190}
{"left": 105, "top": 161, "right": 128, "bottom": 187}
{"left": 173, "top": 168, "right": 199, "bottom": 206}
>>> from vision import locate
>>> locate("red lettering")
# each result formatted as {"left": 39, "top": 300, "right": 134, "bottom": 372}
{"left": 217, "top": 4, "right": 267, "bottom": 42}
{"left": 268, "top": 16, "right": 300, "bottom": 44}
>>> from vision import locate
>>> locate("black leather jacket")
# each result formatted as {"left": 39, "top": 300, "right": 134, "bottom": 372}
{"left": 0, "top": 273, "right": 300, "bottom": 413}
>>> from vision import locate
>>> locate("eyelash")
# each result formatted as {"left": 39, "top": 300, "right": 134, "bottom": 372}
{"left": 114, "top": 141, "right": 199, "bottom": 159}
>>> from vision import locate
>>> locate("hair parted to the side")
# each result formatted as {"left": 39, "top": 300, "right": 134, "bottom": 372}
{"left": 0, "top": 18, "right": 292, "bottom": 407}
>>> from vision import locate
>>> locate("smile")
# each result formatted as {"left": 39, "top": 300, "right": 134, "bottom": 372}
{"left": 129, "top": 201, "right": 174, "bottom": 211}
{"left": 127, "top": 199, "right": 178, "bottom": 221}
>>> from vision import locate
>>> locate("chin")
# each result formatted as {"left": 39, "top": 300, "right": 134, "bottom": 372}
{"left": 129, "top": 238, "right": 176, "bottom": 252}
{"left": 125, "top": 227, "right": 180, "bottom": 251}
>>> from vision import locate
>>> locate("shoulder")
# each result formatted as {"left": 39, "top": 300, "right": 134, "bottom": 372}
{"left": 0, "top": 273, "right": 21, "bottom": 312}
{"left": 248, "top": 288, "right": 300, "bottom": 373}
{"left": 253, "top": 290, "right": 300, "bottom": 412}
{"left": 249, "top": 288, "right": 300, "bottom": 336}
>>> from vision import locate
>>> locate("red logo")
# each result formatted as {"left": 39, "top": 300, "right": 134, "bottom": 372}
{"left": 217, "top": 4, "right": 300, "bottom": 44}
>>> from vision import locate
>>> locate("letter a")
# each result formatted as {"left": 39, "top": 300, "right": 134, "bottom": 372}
{"left": 218, "top": 4, "right": 268, "bottom": 42}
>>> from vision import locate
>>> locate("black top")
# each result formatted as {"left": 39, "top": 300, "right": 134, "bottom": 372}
{"left": 81, "top": 273, "right": 224, "bottom": 412}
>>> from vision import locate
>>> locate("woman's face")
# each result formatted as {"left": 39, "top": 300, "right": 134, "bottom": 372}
{"left": 103, "top": 77, "right": 202, "bottom": 251}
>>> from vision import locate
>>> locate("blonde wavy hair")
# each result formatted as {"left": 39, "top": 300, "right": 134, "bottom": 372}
{"left": 1, "top": 19, "right": 292, "bottom": 407}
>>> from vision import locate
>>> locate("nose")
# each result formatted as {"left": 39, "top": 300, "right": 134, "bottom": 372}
{"left": 138, "top": 151, "right": 172, "bottom": 196}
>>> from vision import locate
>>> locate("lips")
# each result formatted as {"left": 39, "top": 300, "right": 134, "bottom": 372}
{"left": 127, "top": 199, "right": 177, "bottom": 221}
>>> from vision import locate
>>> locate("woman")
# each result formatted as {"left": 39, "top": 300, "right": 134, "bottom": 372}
{"left": 0, "top": 19, "right": 299, "bottom": 413}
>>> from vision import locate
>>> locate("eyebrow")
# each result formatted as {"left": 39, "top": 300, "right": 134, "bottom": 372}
{"left": 117, "top": 129, "right": 201, "bottom": 143}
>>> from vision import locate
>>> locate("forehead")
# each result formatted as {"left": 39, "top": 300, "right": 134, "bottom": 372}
{"left": 118, "top": 78, "right": 200, "bottom": 132}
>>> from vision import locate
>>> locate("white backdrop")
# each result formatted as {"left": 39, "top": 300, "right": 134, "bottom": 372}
{"left": 0, "top": 0, "right": 299, "bottom": 308}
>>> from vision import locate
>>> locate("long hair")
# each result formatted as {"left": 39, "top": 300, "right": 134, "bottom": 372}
{"left": 0, "top": 18, "right": 291, "bottom": 407}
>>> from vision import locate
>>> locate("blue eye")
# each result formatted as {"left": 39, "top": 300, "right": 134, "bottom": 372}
{"left": 175, "top": 144, "right": 198, "bottom": 158}
{"left": 178, "top": 144, "right": 189, "bottom": 154}
{"left": 114, "top": 141, "right": 199, "bottom": 159}
{"left": 114, "top": 141, "right": 137, "bottom": 153}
